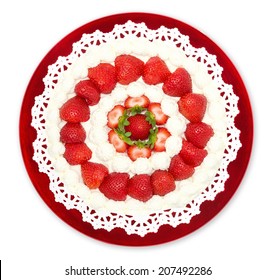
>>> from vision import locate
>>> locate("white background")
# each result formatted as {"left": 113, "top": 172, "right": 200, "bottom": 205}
{"left": 1, "top": 0, "right": 274, "bottom": 279}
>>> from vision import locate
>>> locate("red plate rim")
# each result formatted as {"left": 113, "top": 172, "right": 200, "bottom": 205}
{"left": 19, "top": 12, "right": 253, "bottom": 246}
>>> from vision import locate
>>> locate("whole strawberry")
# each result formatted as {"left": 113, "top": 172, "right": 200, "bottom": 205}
{"left": 151, "top": 170, "right": 176, "bottom": 196}
{"left": 168, "top": 155, "right": 195, "bottom": 180}
{"left": 128, "top": 174, "right": 153, "bottom": 202}
{"left": 60, "top": 123, "right": 86, "bottom": 143}
{"left": 63, "top": 143, "right": 92, "bottom": 165}
{"left": 99, "top": 172, "right": 129, "bottom": 201}
{"left": 74, "top": 79, "right": 100, "bottom": 106}
{"left": 115, "top": 54, "right": 144, "bottom": 85}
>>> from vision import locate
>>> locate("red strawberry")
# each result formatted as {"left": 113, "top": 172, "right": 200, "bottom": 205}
{"left": 99, "top": 172, "right": 129, "bottom": 201}
{"left": 81, "top": 162, "right": 109, "bottom": 189}
{"left": 177, "top": 93, "right": 207, "bottom": 123}
{"left": 168, "top": 155, "right": 195, "bottom": 180}
{"left": 115, "top": 54, "right": 144, "bottom": 85}
{"left": 128, "top": 174, "right": 153, "bottom": 202}
{"left": 88, "top": 63, "right": 116, "bottom": 93}
{"left": 124, "top": 95, "right": 150, "bottom": 109}
{"left": 127, "top": 146, "right": 152, "bottom": 161}
{"left": 60, "top": 123, "right": 86, "bottom": 143}
{"left": 125, "top": 114, "right": 152, "bottom": 141}
{"left": 107, "top": 105, "right": 125, "bottom": 129}
{"left": 148, "top": 102, "right": 168, "bottom": 125}
{"left": 179, "top": 140, "right": 207, "bottom": 167}
{"left": 143, "top": 56, "right": 171, "bottom": 85}
{"left": 162, "top": 67, "right": 192, "bottom": 97}
{"left": 108, "top": 130, "right": 128, "bottom": 153}
{"left": 74, "top": 80, "right": 100, "bottom": 106}
{"left": 185, "top": 122, "right": 214, "bottom": 148}
{"left": 153, "top": 127, "right": 171, "bottom": 152}
{"left": 59, "top": 96, "right": 90, "bottom": 123}
{"left": 63, "top": 143, "right": 92, "bottom": 165}
{"left": 151, "top": 170, "right": 176, "bottom": 196}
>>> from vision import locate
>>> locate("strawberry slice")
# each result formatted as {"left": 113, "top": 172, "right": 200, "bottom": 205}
{"left": 59, "top": 96, "right": 90, "bottom": 123}
{"left": 99, "top": 172, "right": 129, "bottom": 201}
{"left": 74, "top": 79, "right": 100, "bottom": 106}
{"left": 168, "top": 155, "right": 195, "bottom": 180}
{"left": 148, "top": 102, "right": 168, "bottom": 125}
{"left": 143, "top": 56, "right": 171, "bottom": 85}
{"left": 108, "top": 130, "right": 128, "bottom": 153}
{"left": 60, "top": 123, "right": 86, "bottom": 143}
{"left": 153, "top": 127, "right": 171, "bottom": 152}
{"left": 63, "top": 143, "right": 92, "bottom": 165}
{"left": 107, "top": 105, "right": 125, "bottom": 129}
{"left": 185, "top": 122, "right": 214, "bottom": 148}
{"left": 179, "top": 140, "right": 207, "bottom": 167}
{"left": 151, "top": 170, "right": 176, "bottom": 196}
{"left": 81, "top": 162, "right": 109, "bottom": 189}
{"left": 127, "top": 146, "right": 152, "bottom": 161}
{"left": 128, "top": 174, "right": 153, "bottom": 202}
{"left": 88, "top": 63, "right": 117, "bottom": 93}
{"left": 124, "top": 95, "right": 150, "bottom": 109}
{"left": 162, "top": 67, "right": 192, "bottom": 97}
{"left": 115, "top": 54, "right": 144, "bottom": 85}
{"left": 177, "top": 93, "right": 207, "bottom": 123}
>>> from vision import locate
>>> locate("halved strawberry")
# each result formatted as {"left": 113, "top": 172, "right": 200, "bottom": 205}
{"left": 108, "top": 130, "right": 128, "bottom": 153}
{"left": 63, "top": 143, "right": 92, "bottom": 165}
{"left": 162, "top": 67, "right": 192, "bottom": 97}
{"left": 185, "top": 122, "right": 214, "bottom": 148}
{"left": 143, "top": 56, "right": 171, "bottom": 85}
{"left": 88, "top": 63, "right": 116, "bottom": 93}
{"left": 81, "top": 162, "right": 109, "bottom": 189}
{"left": 127, "top": 146, "right": 152, "bottom": 161}
{"left": 99, "top": 172, "right": 129, "bottom": 201}
{"left": 179, "top": 140, "right": 207, "bottom": 167}
{"left": 124, "top": 95, "right": 150, "bottom": 109}
{"left": 153, "top": 127, "right": 171, "bottom": 152}
{"left": 107, "top": 105, "right": 125, "bottom": 129}
{"left": 128, "top": 174, "right": 153, "bottom": 202}
{"left": 60, "top": 123, "right": 86, "bottom": 143}
{"left": 59, "top": 96, "right": 90, "bottom": 123}
{"left": 177, "top": 93, "right": 207, "bottom": 123}
{"left": 74, "top": 79, "right": 100, "bottom": 106}
{"left": 168, "top": 155, "right": 195, "bottom": 180}
{"left": 115, "top": 54, "right": 144, "bottom": 85}
{"left": 151, "top": 170, "right": 176, "bottom": 196}
{"left": 148, "top": 102, "right": 168, "bottom": 125}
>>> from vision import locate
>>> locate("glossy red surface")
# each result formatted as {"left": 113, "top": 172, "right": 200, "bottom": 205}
{"left": 19, "top": 13, "right": 253, "bottom": 246}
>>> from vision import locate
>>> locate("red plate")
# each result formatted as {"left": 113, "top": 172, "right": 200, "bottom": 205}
{"left": 19, "top": 13, "right": 253, "bottom": 246}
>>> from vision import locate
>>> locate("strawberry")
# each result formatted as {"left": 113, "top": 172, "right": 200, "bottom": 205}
{"left": 143, "top": 56, "right": 171, "bottom": 85}
{"left": 59, "top": 96, "right": 90, "bottom": 123}
{"left": 127, "top": 146, "right": 152, "bottom": 161}
{"left": 148, "top": 102, "right": 168, "bottom": 125}
{"left": 74, "top": 79, "right": 100, "bottom": 106}
{"left": 99, "top": 172, "right": 129, "bottom": 201}
{"left": 107, "top": 105, "right": 125, "bottom": 129}
{"left": 185, "top": 122, "right": 214, "bottom": 148}
{"left": 124, "top": 95, "right": 150, "bottom": 109}
{"left": 179, "top": 140, "right": 207, "bottom": 167}
{"left": 108, "top": 130, "right": 128, "bottom": 153}
{"left": 88, "top": 63, "right": 116, "bottom": 93}
{"left": 63, "top": 143, "right": 92, "bottom": 165}
{"left": 177, "top": 93, "right": 207, "bottom": 123}
{"left": 125, "top": 114, "right": 152, "bottom": 141}
{"left": 168, "top": 155, "right": 195, "bottom": 180}
{"left": 153, "top": 127, "right": 171, "bottom": 152}
{"left": 127, "top": 174, "right": 153, "bottom": 202}
{"left": 115, "top": 54, "right": 144, "bottom": 85}
{"left": 81, "top": 162, "right": 109, "bottom": 189}
{"left": 60, "top": 123, "right": 86, "bottom": 143}
{"left": 162, "top": 67, "right": 192, "bottom": 97}
{"left": 151, "top": 170, "right": 176, "bottom": 196}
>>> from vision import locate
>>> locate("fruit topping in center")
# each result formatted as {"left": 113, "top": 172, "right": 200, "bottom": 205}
{"left": 125, "top": 114, "right": 152, "bottom": 140}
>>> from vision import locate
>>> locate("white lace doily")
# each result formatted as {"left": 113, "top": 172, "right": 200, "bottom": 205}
{"left": 31, "top": 21, "right": 241, "bottom": 237}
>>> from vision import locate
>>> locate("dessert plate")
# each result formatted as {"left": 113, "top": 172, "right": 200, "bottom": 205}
{"left": 19, "top": 13, "right": 253, "bottom": 246}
